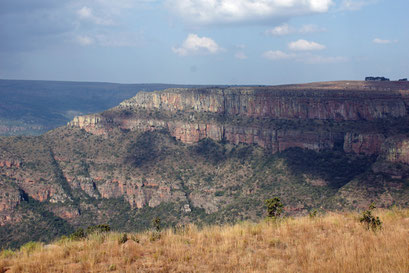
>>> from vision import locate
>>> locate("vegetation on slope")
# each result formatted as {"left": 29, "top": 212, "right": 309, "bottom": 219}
{"left": 1, "top": 128, "right": 408, "bottom": 249}
{"left": 1, "top": 208, "right": 408, "bottom": 273}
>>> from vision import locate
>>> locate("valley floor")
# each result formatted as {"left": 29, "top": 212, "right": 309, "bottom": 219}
{"left": 1, "top": 209, "right": 408, "bottom": 273}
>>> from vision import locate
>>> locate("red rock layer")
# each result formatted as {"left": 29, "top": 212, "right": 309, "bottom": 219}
{"left": 119, "top": 87, "right": 408, "bottom": 121}
{"left": 68, "top": 85, "right": 409, "bottom": 157}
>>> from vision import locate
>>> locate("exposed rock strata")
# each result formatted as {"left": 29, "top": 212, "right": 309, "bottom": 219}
{"left": 118, "top": 87, "right": 408, "bottom": 121}
{"left": 68, "top": 84, "right": 409, "bottom": 157}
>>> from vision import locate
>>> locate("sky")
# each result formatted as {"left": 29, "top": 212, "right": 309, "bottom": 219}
{"left": 0, "top": 0, "right": 408, "bottom": 85}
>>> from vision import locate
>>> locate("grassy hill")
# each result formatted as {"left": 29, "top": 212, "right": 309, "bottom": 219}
{"left": 1, "top": 208, "right": 408, "bottom": 273}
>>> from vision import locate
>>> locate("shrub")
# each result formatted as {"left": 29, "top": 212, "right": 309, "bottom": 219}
{"left": 86, "top": 224, "right": 111, "bottom": 235}
{"left": 360, "top": 203, "right": 382, "bottom": 231}
{"left": 150, "top": 217, "right": 162, "bottom": 241}
{"left": 69, "top": 228, "right": 86, "bottom": 241}
{"left": 309, "top": 209, "right": 318, "bottom": 218}
{"left": 265, "top": 197, "right": 284, "bottom": 218}
{"left": 152, "top": 218, "right": 161, "bottom": 232}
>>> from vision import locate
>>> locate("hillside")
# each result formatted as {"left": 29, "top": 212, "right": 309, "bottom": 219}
{"left": 1, "top": 209, "right": 408, "bottom": 273}
{"left": 0, "top": 80, "right": 202, "bottom": 136}
{"left": 1, "top": 81, "right": 409, "bottom": 248}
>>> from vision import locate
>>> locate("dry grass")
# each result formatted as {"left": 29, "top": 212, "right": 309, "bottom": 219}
{"left": 1, "top": 209, "right": 408, "bottom": 273}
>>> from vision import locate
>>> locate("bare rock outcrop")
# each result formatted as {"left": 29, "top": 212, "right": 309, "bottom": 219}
{"left": 68, "top": 83, "right": 409, "bottom": 156}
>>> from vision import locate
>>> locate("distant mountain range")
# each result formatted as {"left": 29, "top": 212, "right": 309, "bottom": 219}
{"left": 0, "top": 79, "right": 204, "bottom": 136}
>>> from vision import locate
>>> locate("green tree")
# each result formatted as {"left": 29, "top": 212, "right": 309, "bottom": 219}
{"left": 360, "top": 202, "right": 382, "bottom": 231}
{"left": 152, "top": 217, "right": 161, "bottom": 232}
{"left": 265, "top": 197, "right": 284, "bottom": 218}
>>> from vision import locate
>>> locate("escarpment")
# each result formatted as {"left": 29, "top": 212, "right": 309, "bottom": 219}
{"left": 68, "top": 81, "right": 409, "bottom": 157}
{"left": 2, "top": 81, "right": 409, "bottom": 248}
{"left": 118, "top": 86, "right": 407, "bottom": 120}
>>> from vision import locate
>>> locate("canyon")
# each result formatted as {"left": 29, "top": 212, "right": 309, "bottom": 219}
{"left": 1, "top": 81, "right": 409, "bottom": 248}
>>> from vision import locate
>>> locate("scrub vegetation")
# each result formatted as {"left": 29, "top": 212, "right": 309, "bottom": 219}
{"left": 1, "top": 208, "right": 408, "bottom": 273}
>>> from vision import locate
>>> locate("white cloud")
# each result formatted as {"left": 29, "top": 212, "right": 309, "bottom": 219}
{"left": 263, "top": 50, "right": 295, "bottom": 60}
{"left": 373, "top": 38, "right": 397, "bottom": 44}
{"left": 265, "top": 23, "right": 295, "bottom": 36}
{"left": 288, "top": 39, "right": 325, "bottom": 51}
{"left": 167, "top": 0, "right": 334, "bottom": 25}
{"left": 266, "top": 23, "right": 325, "bottom": 36}
{"left": 173, "top": 34, "right": 223, "bottom": 56}
{"left": 77, "top": 6, "right": 92, "bottom": 18}
{"left": 76, "top": 6, "right": 114, "bottom": 25}
{"left": 339, "top": 0, "right": 376, "bottom": 11}
{"left": 235, "top": 51, "right": 248, "bottom": 59}
{"left": 76, "top": 35, "right": 94, "bottom": 46}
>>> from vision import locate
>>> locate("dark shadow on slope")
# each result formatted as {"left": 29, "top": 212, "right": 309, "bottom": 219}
{"left": 125, "top": 130, "right": 173, "bottom": 168}
{"left": 190, "top": 138, "right": 227, "bottom": 164}
{"left": 281, "top": 148, "right": 376, "bottom": 189}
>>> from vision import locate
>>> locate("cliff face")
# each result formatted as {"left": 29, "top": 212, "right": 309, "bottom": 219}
{"left": 68, "top": 82, "right": 409, "bottom": 157}
{"left": 119, "top": 87, "right": 407, "bottom": 120}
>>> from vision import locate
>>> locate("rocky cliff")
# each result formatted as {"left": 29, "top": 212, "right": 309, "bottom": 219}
{"left": 117, "top": 85, "right": 407, "bottom": 120}
{"left": 2, "top": 81, "right": 409, "bottom": 248}
{"left": 68, "top": 81, "right": 409, "bottom": 157}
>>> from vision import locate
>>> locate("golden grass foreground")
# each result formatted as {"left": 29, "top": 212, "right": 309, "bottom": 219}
{"left": 1, "top": 209, "right": 408, "bottom": 273}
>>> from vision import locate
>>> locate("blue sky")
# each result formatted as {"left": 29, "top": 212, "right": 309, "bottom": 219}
{"left": 0, "top": 0, "right": 408, "bottom": 85}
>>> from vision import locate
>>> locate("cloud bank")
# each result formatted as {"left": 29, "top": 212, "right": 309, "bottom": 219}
{"left": 266, "top": 23, "right": 325, "bottom": 36}
{"left": 167, "top": 0, "right": 334, "bottom": 25}
{"left": 263, "top": 50, "right": 347, "bottom": 64}
{"left": 373, "top": 38, "right": 397, "bottom": 44}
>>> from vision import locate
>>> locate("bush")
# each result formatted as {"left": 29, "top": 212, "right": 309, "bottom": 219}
{"left": 69, "top": 228, "right": 86, "bottom": 241}
{"left": 150, "top": 218, "right": 162, "bottom": 241}
{"left": 152, "top": 218, "right": 161, "bottom": 232}
{"left": 360, "top": 203, "right": 382, "bottom": 231}
{"left": 86, "top": 224, "right": 111, "bottom": 235}
{"left": 265, "top": 197, "right": 284, "bottom": 218}
{"left": 309, "top": 209, "right": 318, "bottom": 218}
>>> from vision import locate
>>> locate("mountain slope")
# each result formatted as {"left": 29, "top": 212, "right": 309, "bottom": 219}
{"left": 1, "top": 81, "right": 409, "bottom": 248}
